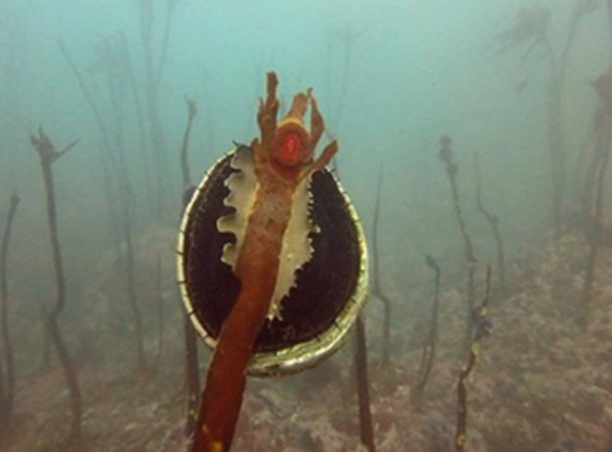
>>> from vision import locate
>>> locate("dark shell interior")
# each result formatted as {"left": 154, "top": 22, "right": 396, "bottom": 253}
{"left": 179, "top": 150, "right": 362, "bottom": 353}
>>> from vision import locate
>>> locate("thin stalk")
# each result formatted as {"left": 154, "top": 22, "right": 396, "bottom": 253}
{"left": 355, "top": 315, "right": 376, "bottom": 452}
{"left": 582, "top": 91, "right": 612, "bottom": 310}
{"left": 178, "top": 96, "right": 200, "bottom": 439}
{"left": 29, "top": 128, "right": 82, "bottom": 445}
{"left": 119, "top": 33, "right": 151, "bottom": 204}
{"left": 455, "top": 266, "right": 492, "bottom": 452}
{"left": 180, "top": 97, "right": 198, "bottom": 188}
{"left": 371, "top": 165, "right": 391, "bottom": 367}
{"left": 155, "top": 0, "right": 177, "bottom": 90}
{"left": 438, "top": 136, "right": 476, "bottom": 350}
{"left": 139, "top": 0, "right": 174, "bottom": 212}
{"left": 0, "top": 192, "right": 20, "bottom": 430}
{"left": 123, "top": 213, "right": 147, "bottom": 373}
{"left": 609, "top": 0, "right": 612, "bottom": 66}
{"left": 59, "top": 39, "right": 121, "bottom": 246}
{"left": 154, "top": 254, "right": 164, "bottom": 371}
{"left": 474, "top": 153, "right": 506, "bottom": 293}
{"left": 411, "top": 255, "right": 440, "bottom": 404}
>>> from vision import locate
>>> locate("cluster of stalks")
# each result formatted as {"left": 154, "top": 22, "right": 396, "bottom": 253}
{"left": 30, "top": 128, "right": 83, "bottom": 446}
{"left": 59, "top": 15, "right": 184, "bottom": 374}
{"left": 495, "top": 3, "right": 597, "bottom": 228}
{"left": 0, "top": 192, "right": 20, "bottom": 436}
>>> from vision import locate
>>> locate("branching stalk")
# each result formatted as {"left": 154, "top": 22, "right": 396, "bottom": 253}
{"left": 29, "top": 128, "right": 82, "bottom": 445}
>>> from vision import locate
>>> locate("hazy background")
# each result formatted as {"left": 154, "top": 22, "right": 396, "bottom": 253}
{"left": 0, "top": 0, "right": 608, "bottom": 352}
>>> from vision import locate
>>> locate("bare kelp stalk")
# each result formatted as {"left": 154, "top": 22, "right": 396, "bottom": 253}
{"left": 123, "top": 211, "right": 148, "bottom": 374}
{"left": 153, "top": 254, "right": 164, "bottom": 371}
{"left": 438, "top": 136, "right": 477, "bottom": 348}
{"left": 180, "top": 97, "right": 198, "bottom": 189}
{"left": 178, "top": 96, "right": 201, "bottom": 439}
{"left": 581, "top": 11, "right": 612, "bottom": 311}
{"left": 371, "top": 165, "right": 392, "bottom": 367}
{"left": 0, "top": 192, "right": 20, "bottom": 435}
{"left": 29, "top": 128, "right": 83, "bottom": 446}
{"left": 355, "top": 315, "right": 376, "bottom": 452}
{"left": 474, "top": 153, "right": 506, "bottom": 294}
{"left": 410, "top": 255, "right": 441, "bottom": 405}
{"left": 455, "top": 266, "right": 493, "bottom": 452}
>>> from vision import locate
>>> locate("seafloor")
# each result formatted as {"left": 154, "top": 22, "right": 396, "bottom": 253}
{"left": 1, "top": 224, "right": 611, "bottom": 452}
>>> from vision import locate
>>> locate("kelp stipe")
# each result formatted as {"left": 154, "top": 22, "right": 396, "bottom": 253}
{"left": 30, "top": 128, "right": 83, "bottom": 447}
{"left": 438, "top": 136, "right": 477, "bottom": 351}
{"left": 177, "top": 73, "right": 368, "bottom": 451}
{"left": 581, "top": 71, "right": 612, "bottom": 312}
{"left": 410, "top": 255, "right": 441, "bottom": 405}
{"left": 0, "top": 192, "right": 20, "bottom": 437}
{"left": 370, "top": 165, "right": 392, "bottom": 367}
{"left": 455, "top": 265, "right": 493, "bottom": 452}
{"left": 474, "top": 153, "right": 506, "bottom": 295}
{"left": 177, "top": 96, "right": 201, "bottom": 438}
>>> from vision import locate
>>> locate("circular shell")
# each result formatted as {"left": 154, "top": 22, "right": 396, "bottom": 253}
{"left": 177, "top": 148, "right": 368, "bottom": 376}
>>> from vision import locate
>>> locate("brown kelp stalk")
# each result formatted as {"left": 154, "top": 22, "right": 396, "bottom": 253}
{"left": 455, "top": 265, "right": 492, "bottom": 452}
{"left": 609, "top": 0, "right": 612, "bottom": 65}
{"left": 474, "top": 153, "right": 506, "bottom": 293}
{"left": 154, "top": 254, "right": 164, "bottom": 370}
{"left": 411, "top": 255, "right": 441, "bottom": 404}
{"left": 581, "top": 75, "right": 612, "bottom": 309}
{"left": 355, "top": 315, "right": 376, "bottom": 452}
{"left": 180, "top": 97, "right": 198, "bottom": 190}
{"left": 30, "top": 128, "right": 83, "bottom": 444}
{"left": 581, "top": 0, "right": 612, "bottom": 310}
{"left": 193, "top": 72, "right": 337, "bottom": 451}
{"left": 371, "top": 165, "right": 391, "bottom": 367}
{"left": 178, "top": 96, "right": 201, "bottom": 438}
{"left": 0, "top": 192, "right": 20, "bottom": 432}
{"left": 123, "top": 212, "right": 148, "bottom": 373}
{"left": 438, "top": 136, "right": 477, "bottom": 346}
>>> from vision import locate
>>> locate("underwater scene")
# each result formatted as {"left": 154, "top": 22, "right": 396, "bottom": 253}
{"left": 1, "top": 1, "right": 612, "bottom": 451}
